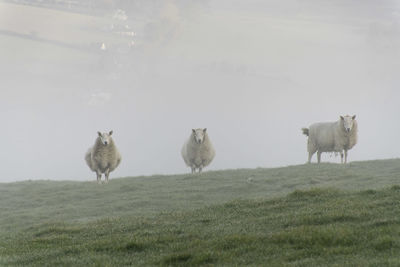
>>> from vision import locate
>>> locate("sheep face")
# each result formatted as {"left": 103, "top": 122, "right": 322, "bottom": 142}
{"left": 340, "top": 115, "right": 356, "bottom": 133}
{"left": 192, "top": 128, "right": 207, "bottom": 144}
{"left": 97, "top": 131, "right": 113, "bottom": 146}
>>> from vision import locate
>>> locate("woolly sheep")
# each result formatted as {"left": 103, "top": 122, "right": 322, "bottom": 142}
{"left": 302, "top": 115, "right": 358, "bottom": 164}
{"left": 181, "top": 128, "right": 215, "bottom": 173}
{"left": 85, "top": 131, "right": 121, "bottom": 183}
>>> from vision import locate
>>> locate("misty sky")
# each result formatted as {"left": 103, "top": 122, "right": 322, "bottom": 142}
{"left": 1, "top": 0, "right": 400, "bottom": 182}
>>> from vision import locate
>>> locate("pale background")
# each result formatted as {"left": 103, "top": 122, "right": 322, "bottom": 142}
{"left": 1, "top": 0, "right": 399, "bottom": 181}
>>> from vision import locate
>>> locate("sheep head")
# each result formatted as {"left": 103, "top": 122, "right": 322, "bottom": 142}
{"left": 340, "top": 115, "right": 356, "bottom": 133}
{"left": 192, "top": 128, "right": 207, "bottom": 144}
{"left": 97, "top": 131, "right": 113, "bottom": 146}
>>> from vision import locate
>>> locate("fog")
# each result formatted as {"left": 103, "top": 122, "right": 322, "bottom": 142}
{"left": 1, "top": 0, "right": 399, "bottom": 182}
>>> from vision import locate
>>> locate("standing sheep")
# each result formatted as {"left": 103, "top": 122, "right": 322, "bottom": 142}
{"left": 85, "top": 131, "right": 121, "bottom": 183}
{"left": 302, "top": 115, "right": 358, "bottom": 164}
{"left": 181, "top": 128, "right": 215, "bottom": 173}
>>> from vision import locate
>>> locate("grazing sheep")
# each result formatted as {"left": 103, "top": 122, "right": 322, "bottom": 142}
{"left": 302, "top": 115, "right": 358, "bottom": 164}
{"left": 85, "top": 131, "right": 121, "bottom": 183}
{"left": 181, "top": 128, "right": 215, "bottom": 173}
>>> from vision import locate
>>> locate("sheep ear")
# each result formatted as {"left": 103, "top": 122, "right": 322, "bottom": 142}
{"left": 192, "top": 129, "right": 195, "bottom": 133}
{"left": 97, "top": 131, "right": 102, "bottom": 137}
{"left": 352, "top": 115, "right": 356, "bottom": 120}
{"left": 203, "top": 128, "right": 207, "bottom": 133}
{"left": 340, "top": 116, "right": 344, "bottom": 120}
{"left": 109, "top": 130, "right": 113, "bottom": 135}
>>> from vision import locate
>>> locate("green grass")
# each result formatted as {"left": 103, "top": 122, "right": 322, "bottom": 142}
{"left": 2, "top": 187, "right": 400, "bottom": 266}
{"left": 1, "top": 159, "right": 400, "bottom": 233}
{"left": 1, "top": 159, "right": 400, "bottom": 266}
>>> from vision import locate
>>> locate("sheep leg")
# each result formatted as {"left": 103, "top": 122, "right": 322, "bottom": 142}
{"left": 307, "top": 141, "right": 317, "bottom": 163}
{"left": 96, "top": 171, "right": 102, "bottom": 184}
{"left": 307, "top": 152, "right": 314, "bottom": 163}
{"left": 317, "top": 151, "right": 322, "bottom": 163}
{"left": 199, "top": 165, "right": 203, "bottom": 173}
{"left": 105, "top": 169, "right": 110, "bottom": 183}
{"left": 344, "top": 150, "right": 348, "bottom": 164}
{"left": 340, "top": 152, "right": 344, "bottom": 164}
{"left": 191, "top": 166, "right": 195, "bottom": 174}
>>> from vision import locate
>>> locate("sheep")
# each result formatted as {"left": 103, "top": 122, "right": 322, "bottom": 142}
{"left": 85, "top": 130, "right": 121, "bottom": 183}
{"left": 181, "top": 128, "right": 215, "bottom": 173}
{"left": 302, "top": 115, "right": 358, "bottom": 164}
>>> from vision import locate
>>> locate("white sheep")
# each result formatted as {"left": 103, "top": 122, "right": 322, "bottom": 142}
{"left": 85, "top": 131, "right": 121, "bottom": 183}
{"left": 181, "top": 128, "right": 215, "bottom": 173}
{"left": 302, "top": 115, "right": 358, "bottom": 164}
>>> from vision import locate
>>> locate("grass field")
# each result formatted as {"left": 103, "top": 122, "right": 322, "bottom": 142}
{"left": 1, "top": 159, "right": 400, "bottom": 266}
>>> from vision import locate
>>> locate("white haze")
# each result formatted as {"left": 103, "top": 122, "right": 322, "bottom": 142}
{"left": 1, "top": 0, "right": 399, "bottom": 182}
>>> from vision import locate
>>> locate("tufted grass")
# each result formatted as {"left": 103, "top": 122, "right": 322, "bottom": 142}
{"left": 1, "top": 159, "right": 400, "bottom": 265}
{"left": 2, "top": 186, "right": 400, "bottom": 265}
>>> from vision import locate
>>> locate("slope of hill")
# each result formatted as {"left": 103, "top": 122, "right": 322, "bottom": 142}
{"left": 1, "top": 159, "right": 400, "bottom": 265}
{"left": 1, "top": 159, "right": 400, "bottom": 234}
{"left": 2, "top": 185, "right": 400, "bottom": 265}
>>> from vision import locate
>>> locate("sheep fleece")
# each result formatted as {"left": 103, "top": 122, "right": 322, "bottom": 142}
{"left": 85, "top": 137, "right": 121, "bottom": 174}
{"left": 181, "top": 132, "right": 215, "bottom": 169}
{"left": 306, "top": 120, "right": 358, "bottom": 153}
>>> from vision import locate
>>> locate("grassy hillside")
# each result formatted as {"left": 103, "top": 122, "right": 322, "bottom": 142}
{"left": 0, "top": 3, "right": 127, "bottom": 47}
{"left": 1, "top": 159, "right": 400, "bottom": 265}
{"left": 2, "top": 186, "right": 400, "bottom": 265}
{"left": 1, "top": 159, "right": 400, "bottom": 233}
{"left": 0, "top": 2, "right": 134, "bottom": 78}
